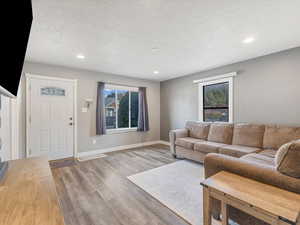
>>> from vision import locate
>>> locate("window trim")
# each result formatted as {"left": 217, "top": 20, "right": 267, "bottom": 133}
{"left": 198, "top": 77, "right": 233, "bottom": 123}
{"left": 106, "top": 127, "right": 137, "bottom": 135}
{"left": 104, "top": 84, "right": 139, "bottom": 132}
{"left": 105, "top": 84, "right": 138, "bottom": 92}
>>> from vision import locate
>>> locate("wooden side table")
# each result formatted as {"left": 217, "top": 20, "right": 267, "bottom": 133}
{"left": 201, "top": 171, "right": 300, "bottom": 225}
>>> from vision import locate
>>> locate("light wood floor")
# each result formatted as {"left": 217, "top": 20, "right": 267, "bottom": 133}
{"left": 51, "top": 145, "right": 190, "bottom": 225}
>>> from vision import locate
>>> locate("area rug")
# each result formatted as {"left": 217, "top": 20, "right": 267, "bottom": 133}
{"left": 128, "top": 160, "right": 205, "bottom": 225}
{"left": 77, "top": 153, "right": 107, "bottom": 162}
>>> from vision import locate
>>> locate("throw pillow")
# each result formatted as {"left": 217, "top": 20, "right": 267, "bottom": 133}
{"left": 275, "top": 140, "right": 300, "bottom": 178}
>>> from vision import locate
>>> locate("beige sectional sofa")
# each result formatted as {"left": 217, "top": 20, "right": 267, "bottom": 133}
{"left": 170, "top": 121, "right": 300, "bottom": 164}
{"left": 169, "top": 121, "right": 300, "bottom": 225}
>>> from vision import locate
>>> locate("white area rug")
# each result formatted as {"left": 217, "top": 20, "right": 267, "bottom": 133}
{"left": 128, "top": 160, "right": 205, "bottom": 225}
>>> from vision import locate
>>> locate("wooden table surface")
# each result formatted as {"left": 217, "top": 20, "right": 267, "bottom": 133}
{"left": 0, "top": 157, "right": 65, "bottom": 225}
{"left": 202, "top": 171, "right": 300, "bottom": 224}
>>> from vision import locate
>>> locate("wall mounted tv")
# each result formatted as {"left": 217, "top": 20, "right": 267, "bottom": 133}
{"left": 0, "top": 0, "right": 33, "bottom": 98}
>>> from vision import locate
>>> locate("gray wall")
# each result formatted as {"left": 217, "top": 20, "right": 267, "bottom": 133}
{"left": 21, "top": 62, "right": 160, "bottom": 158}
{"left": 161, "top": 47, "right": 300, "bottom": 141}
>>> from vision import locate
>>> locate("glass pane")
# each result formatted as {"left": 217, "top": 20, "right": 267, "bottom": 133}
{"left": 130, "top": 92, "right": 139, "bottom": 127}
{"left": 41, "top": 87, "right": 65, "bottom": 96}
{"left": 117, "top": 90, "right": 129, "bottom": 128}
{"left": 104, "top": 89, "right": 116, "bottom": 129}
{"left": 204, "top": 109, "right": 229, "bottom": 122}
{"left": 204, "top": 82, "right": 229, "bottom": 107}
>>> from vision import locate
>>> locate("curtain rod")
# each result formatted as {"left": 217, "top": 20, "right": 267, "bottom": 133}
{"left": 101, "top": 81, "right": 143, "bottom": 89}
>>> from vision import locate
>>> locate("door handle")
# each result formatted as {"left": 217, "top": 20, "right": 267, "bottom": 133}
{"left": 69, "top": 122, "right": 73, "bottom": 126}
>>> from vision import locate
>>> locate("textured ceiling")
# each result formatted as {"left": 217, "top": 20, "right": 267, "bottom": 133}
{"left": 26, "top": 0, "right": 300, "bottom": 81}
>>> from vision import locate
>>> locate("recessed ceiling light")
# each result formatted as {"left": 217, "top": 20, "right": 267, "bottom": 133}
{"left": 76, "top": 54, "right": 85, "bottom": 59}
{"left": 243, "top": 37, "right": 255, "bottom": 44}
{"left": 153, "top": 70, "right": 159, "bottom": 74}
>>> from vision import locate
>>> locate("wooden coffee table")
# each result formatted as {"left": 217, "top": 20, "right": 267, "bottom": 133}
{"left": 201, "top": 171, "right": 300, "bottom": 225}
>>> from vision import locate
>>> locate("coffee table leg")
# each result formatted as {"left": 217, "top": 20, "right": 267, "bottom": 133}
{"left": 221, "top": 202, "right": 228, "bottom": 225}
{"left": 203, "top": 187, "right": 212, "bottom": 225}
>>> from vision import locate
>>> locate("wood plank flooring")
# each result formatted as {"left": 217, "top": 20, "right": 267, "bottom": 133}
{"left": 51, "top": 145, "right": 190, "bottom": 225}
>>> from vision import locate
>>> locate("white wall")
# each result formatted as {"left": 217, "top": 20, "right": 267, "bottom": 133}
{"left": 21, "top": 62, "right": 161, "bottom": 158}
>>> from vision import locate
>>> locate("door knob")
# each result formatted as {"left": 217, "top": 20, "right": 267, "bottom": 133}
{"left": 69, "top": 122, "right": 73, "bottom": 126}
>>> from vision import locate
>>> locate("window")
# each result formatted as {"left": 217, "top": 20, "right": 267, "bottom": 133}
{"left": 203, "top": 82, "right": 229, "bottom": 122}
{"left": 41, "top": 87, "right": 65, "bottom": 96}
{"left": 196, "top": 73, "right": 235, "bottom": 123}
{"left": 104, "top": 85, "right": 139, "bottom": 132}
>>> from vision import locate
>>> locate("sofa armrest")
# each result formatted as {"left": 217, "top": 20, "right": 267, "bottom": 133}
{"left": 204, "top": 153, "right": 300, "bottom": 194}
{"left": 169, "top": 129, "right": 188, "bottom": 155}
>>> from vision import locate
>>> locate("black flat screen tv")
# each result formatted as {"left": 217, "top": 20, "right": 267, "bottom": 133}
{"left": 0, "top": 0, "right": 33, "bottom": 97}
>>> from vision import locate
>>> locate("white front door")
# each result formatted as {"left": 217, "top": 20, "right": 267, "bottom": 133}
{"left": 27, "top": 76, "right": 75, "bottom": 160}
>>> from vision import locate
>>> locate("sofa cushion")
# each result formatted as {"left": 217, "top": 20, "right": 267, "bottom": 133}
{"left": 263, "top": 125, "right": 300, "bottom": 150}
{"left": 258, "top": 149, "right": 277, "bottom": 158}
{"left": 232, "top": 123, "right": 265, "bottom": 148}
{"left": 185, "top": 121, "right": 210, "bottom": 140}
{"left": 219, "top": 145, "right": 262, "bottom": 158}
{"left": 194, "top": 141, "right": 228, "bottom": 154}
{"left": 240, "top": 149, "right": 276, "bottom": 167}
{"left": 207, "top": 123, "right": 234, "bottom": 144}
{"left": 241, "top": 153, "right": 275, "bottom": 167}
{"left": 175, "top": 137, "right": 203, "bottom": 150}
{"left": 275, "top": 140, "right": 300, "bottom": 178}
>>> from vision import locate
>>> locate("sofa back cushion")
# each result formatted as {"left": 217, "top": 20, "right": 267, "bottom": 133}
{"left": 185, "top": 121, "right": 210, "bottom": 140}
{"left": 232, "top": 123, "right": 265, "bottom": 148}
{"left": 263, "top": 125, "right": 300, "bottom": 150}
{"left": 275, "top": 140, "right": 300, "bottom": 178}
{"left": 207, "top": 123, "right": 233, "bottom": 144}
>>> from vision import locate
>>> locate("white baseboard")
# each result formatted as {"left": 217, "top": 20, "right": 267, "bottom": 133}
{"left": 77, "top": 140, "right": 170, "bottom": 158}
{"left": 159, "top": 140, "right": 170, "bottom": 146}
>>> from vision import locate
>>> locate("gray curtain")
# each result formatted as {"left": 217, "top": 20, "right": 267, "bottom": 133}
{"left": 96, "top": 82, "right": 106, "bottom": 135}
{"left": 137, "top": 87, "right": 149, "bottom": 132}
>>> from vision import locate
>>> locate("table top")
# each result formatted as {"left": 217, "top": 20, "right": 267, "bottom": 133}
{"left": 0, "top": 157, "right": 65, "bottom": 225}
{"left": 201, "top": 171, "right": 300, "bottom": 223}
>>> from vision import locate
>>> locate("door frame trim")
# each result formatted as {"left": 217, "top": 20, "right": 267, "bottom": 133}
{"left": 25, "top": 73, "right": 78, "bottom": 159}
